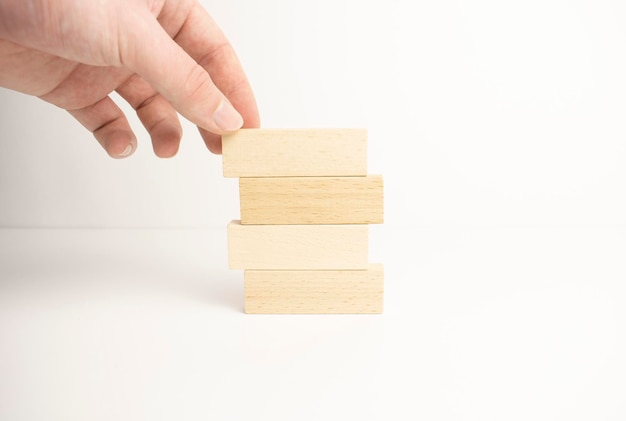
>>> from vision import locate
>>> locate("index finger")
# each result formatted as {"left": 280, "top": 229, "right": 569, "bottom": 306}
{"left": 119, "top": 4, "right": 254, "bottom": 144}
{"left": 167, "top": 2, "right": 260, "bottom": 153}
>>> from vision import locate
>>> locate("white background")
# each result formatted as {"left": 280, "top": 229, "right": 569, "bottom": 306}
{"left": 1, "top": 0, "right": 625, "bottom": 228}
{"left": 1, "top": 1, "right": 625, "bottom": 420}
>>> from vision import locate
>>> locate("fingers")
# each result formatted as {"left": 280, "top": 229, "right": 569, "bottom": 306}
{"left": 116, "top": 74, "right": 183, "bottom": 158}
{"left": 68, "top": 96, "right": 136, "bottom": 159}
{"left": 169, "top": 3, "right": 260, "bottom": 153}
{"left": 119, "top": 7, "right": 243, "bottom": 139}
{"left": 36, "top": 62, "right": 181, "bottom": 158}
{"left": 119, "top": 3, "right": 260, "bottom": 154}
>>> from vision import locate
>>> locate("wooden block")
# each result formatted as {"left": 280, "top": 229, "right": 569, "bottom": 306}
{"left": 239, "top": 175, "right": 384, "bottom": 225}
{"left": 222, "top": 128, "right": 367, "bottom": 177}
{"left": 227, "top": 220, "right": 368, "bottom": 269}
{"left": 244, "top": 265, "right": 384, "bottom": 314}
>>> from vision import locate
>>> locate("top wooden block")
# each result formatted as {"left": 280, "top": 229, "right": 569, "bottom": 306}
{"left": 221, "top": 128, "right": 367, "bottom": 177}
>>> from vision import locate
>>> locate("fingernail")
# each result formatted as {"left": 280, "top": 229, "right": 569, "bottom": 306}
{"left": 213, "top": 99, "right": 243, "bottom": 132}
{"left": 119, "top": 144, "right": 133, "bottom": 158}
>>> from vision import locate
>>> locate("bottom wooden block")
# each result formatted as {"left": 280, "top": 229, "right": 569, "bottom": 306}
{"left": 244, "top": 265, "right": 384, "bottom": 314}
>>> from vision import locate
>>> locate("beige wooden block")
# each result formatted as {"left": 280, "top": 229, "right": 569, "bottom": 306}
{"left": 227, "top": 221, "right": 368, "bottom": 270}
{"left": 239, "top": 175, "right": 384, "bottom": 225}
{"left": 244, "top": 265, "right": 384, "bottom": 314}
{"left": 222, "top": 128, "right": 367, "bottom": 177}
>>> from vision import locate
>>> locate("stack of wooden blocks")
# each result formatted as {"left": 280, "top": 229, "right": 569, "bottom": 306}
{"left": 221, "top": 128, "right": 384, "bottom": 314}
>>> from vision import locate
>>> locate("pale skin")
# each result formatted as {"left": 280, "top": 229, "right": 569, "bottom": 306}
{"left": 0, "top": 0, "right": 260, "bottom": 158}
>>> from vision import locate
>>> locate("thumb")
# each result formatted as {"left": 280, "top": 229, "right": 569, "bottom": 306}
{"left": 119, "top": 12, "right": 243, "bottom": 134}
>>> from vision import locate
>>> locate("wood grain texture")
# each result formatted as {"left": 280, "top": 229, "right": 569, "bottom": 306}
{"left": 227, "top": 220, "right": 368, "bottom": 270}
{"left": 222, "top": 128, "right": 367, "bottom": 177}
{"left": 244, "top": 265, "right": 384, "bottom": 314}
{"left": 239, "top": 175, "right": 384, "bottom": 225}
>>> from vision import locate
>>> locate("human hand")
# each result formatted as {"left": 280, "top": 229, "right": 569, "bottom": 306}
{"left": 0, "top": 0, "right": 260, "bottom": 158}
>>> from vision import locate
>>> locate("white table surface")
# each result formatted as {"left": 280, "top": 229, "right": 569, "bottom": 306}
{"left": 1, "top": 225, "right": 624, "bottom": 420}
